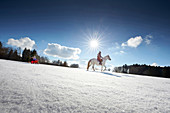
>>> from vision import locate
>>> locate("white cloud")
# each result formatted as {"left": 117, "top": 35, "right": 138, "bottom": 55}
{"left": 108, "top": 42, "right": 121, "bottom": 51}
{"left": 121, "top": 36, "right": 143, "bottom": 48}
{"left": 7, "top": 37, "right": 36, "bottom": 50}
{"left": 115, "top": 42, "right": 120, "bottom": 49}
{"left": 121, "top": 43, "right": 127, "bottom": 47}
{"left": 151, "top": 63, "right": 158, "bottom": 67}
{"left": 44, "top": 43, "right": 81, "bottom": 60}
{"left": 120, "top": 51, "right": 125, "bottom": 54}
{"left": 115, "top": 51, "right": 125, "bottom": 55}
{"left": 145, "top": 35, "right": 153, "bottom": 45}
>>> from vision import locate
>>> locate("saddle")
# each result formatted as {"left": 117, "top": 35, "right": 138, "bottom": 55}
{"left": 98, "top": 59, "right": 102, "bottom": 65}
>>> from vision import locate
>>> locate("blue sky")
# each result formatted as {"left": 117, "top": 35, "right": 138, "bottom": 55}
{"left": 0, "top": 0, "right": 170, "bottom": 67}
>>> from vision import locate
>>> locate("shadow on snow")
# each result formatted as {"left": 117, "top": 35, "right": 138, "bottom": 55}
{"left": 89, "top": 71, "right": 121, "bottom": 77}
{"left": 88, "top": 70, "right": 135, "bottom": 78}
{"left": 101, "top": 72, "right": 121, "bottom": 77}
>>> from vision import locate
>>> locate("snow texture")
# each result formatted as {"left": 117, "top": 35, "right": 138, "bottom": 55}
{"left": 0, "top": 59, "right": 170, "bottom": 113}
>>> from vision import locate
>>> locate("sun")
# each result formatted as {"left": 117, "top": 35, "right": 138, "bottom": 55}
{"left": 81, "top": 30, "right": 107, "bottom": 53}
{"left": 90, "top": 39, "right": 99, "bottom": 48}
{"left": 88, "top": 37, "right": 101, "bottom": 52}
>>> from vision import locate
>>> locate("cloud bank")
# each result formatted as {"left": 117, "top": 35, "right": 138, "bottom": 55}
{"left": 7, "top": 37, "right": 36, "bottom": 50}
{"left": 44, "top": 43, "right": 81, "bottom": 59}
{"left": 121, "top": 36, "right": 143, "bottom": 48}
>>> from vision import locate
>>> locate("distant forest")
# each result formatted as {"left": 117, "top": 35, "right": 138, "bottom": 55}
{"left": 114, "top": 64, "right": 170, "bottom": 78}
{"left": 0, "top": 41, "right": 79, "bottom": 68}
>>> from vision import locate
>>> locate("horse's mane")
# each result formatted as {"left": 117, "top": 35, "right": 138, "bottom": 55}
{"left": 104, "top": 55, "right": 109, "bottom": 58}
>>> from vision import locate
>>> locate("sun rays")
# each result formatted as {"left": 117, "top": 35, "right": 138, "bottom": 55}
{"left": 82, "top": 30, "right": 106, "bottom": 53}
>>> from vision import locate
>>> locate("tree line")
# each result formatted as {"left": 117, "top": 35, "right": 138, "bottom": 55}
{"left": 0, "top": 41, "right": 21, "bottom": 61}
{"left": 0, "top": 41, "right": 79, "bottom": 68}
{"left": 114, "top": 64, "right": 170, "bottom": 78}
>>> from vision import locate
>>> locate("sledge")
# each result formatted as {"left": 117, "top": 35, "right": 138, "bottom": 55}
{"left": 30, "top": 58, "right": 39, "bottom": 64}
{"left": 31, "top": 60, "right": 38, "bottom": 64}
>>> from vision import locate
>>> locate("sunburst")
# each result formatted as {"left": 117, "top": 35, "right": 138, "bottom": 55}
{"left": 82, "top": 30, "right": 105, "bottom": 53}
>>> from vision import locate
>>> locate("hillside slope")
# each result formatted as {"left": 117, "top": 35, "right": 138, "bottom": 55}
{"left": 0, "top": 59, "right": 170, "bottom": 112}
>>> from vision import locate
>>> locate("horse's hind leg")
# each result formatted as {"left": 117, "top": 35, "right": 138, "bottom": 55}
{"left": 87, "top": 64, "right": 90, "bottom": 71}
{"left": 101, "top": 66, "right": 103, "bottom": 72}
{"left": 92, "top": 65, "right": 95, "bottom": 71}
{"left": 87, "top": 60, "right": 91, "bottom": 71}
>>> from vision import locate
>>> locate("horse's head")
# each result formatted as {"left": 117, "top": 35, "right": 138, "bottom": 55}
{"left": 106, "top": 55, "right": 111, "bottom": 60}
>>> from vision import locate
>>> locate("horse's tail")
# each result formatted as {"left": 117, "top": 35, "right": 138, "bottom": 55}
{"left": 87, "top": 59, "right": 92, "bottom": 71}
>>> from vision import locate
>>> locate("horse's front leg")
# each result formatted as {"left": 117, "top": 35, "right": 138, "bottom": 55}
{"left": 104, "top": 66, "right": 106, "bottom": 71}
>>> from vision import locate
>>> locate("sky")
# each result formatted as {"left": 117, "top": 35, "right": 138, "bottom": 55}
{"left": 0, "top": 0, "right": 170, "bottom": 68}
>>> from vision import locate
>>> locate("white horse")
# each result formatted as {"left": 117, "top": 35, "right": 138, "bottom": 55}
{"left": 87, "top": 55, "right": 111, "bottom": 71}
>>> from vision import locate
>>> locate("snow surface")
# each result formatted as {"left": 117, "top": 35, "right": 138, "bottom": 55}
{"left": 0, "top": 59, "right": 170, "bottom": 113}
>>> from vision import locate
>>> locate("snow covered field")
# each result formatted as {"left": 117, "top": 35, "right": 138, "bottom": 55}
{"left": 0, "top": 59, "right": 170, "bottom": 113}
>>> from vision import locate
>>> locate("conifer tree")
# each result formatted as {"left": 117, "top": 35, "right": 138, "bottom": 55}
{"left": 63, "top": 61, "right": 68, "bottom": 67}
{"left": 31, "top": 49, "right": 37, "bottom": 57}
{"left": 13, "top": 50, "right": 19, "bottom": 60}
{"left": 8, "top": 49, "right": 13, "bottom": 59}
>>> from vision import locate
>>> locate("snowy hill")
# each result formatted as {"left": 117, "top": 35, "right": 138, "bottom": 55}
{"left": 0, "top": 59, "right": 170, "bottom": 113}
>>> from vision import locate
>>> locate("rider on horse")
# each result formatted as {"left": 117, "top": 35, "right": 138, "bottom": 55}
{"left": 97, "top": 51, "right": 103, "bottom": 65}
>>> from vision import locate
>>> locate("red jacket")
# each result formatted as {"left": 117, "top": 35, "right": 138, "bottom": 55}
{"left": 97, "top": 53, "right": 102, "bottom": 61}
